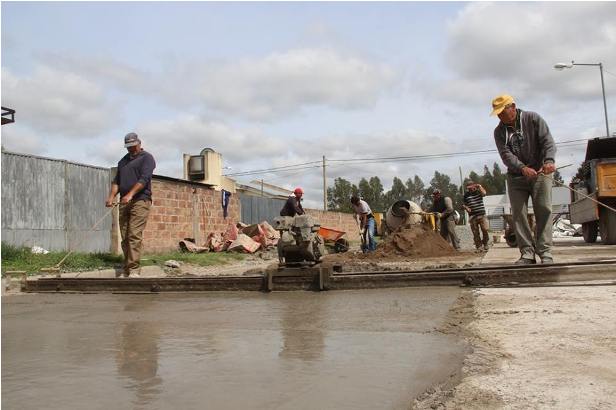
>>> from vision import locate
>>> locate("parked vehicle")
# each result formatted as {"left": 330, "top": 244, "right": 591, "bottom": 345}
{"left": 569, "top": 136, "right": 616, "bottom": 244}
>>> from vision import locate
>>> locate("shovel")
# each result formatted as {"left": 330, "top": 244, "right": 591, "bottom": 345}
{"left": 356, "top": 219, "right": 367, "bottom": 251}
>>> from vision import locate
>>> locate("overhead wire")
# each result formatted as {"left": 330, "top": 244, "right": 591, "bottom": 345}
{"left": 224, "top": 160, "right": 321, "bottom": 177}
{"left": 226, "top": 138, "right": 588, "bottom": 178}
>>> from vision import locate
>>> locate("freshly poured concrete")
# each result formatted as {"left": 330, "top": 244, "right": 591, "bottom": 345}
{"left": 2, "top": 288, "right": 467, "bottom": 410}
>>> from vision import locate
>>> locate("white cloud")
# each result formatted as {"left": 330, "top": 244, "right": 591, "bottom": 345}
{"left": 1, "top": 66, "right": 121, "bottom": 137}
{"left": 85, "top": 115, "right": 287, "bottom": 178}
{"left": 427, "top": 2, "right": 616, "bottom": 104}
{"left": 32, "top": 47, "right": 398, "bottom": 123}
{"left": 38, "top": 52, "right": 152, "bottom": 95}
{"left": 191, "top": 48, "right": 398, "bottom": 120}
{"left": 0, "top": 125, "right": 48, "bottom": 155}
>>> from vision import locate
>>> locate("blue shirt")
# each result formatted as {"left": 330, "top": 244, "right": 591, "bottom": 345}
{"left": 113, "top": 150, "right": 156, "bottom": 201}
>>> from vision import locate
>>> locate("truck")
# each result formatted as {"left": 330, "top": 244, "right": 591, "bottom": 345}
{"left": 569, "top": 136, "right": 616, "bottom": 244}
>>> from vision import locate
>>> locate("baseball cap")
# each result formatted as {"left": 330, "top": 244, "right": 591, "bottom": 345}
{"left": 124, "top": 132, "right": 141, "bottom": 148}
{"left": 294, "top": 187, "right": 304, "bottom": 195}
{"left": 490, "top": 94, "right": 515, "bottom": 116}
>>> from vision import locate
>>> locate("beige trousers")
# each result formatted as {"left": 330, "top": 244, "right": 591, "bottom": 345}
{"left": 119, "top": 199, "right": 152, "bottom": 275}
{"left": 470, "top": 215, "right": 490, "bottom": 248}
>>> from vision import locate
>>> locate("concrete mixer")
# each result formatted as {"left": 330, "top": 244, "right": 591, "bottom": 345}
{"left": 382, "top": 200, "right": 437, "bottom": 236}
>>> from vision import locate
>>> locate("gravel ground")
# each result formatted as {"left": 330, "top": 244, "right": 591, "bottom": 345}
{"left": 454, "top": 224, "right": 497, "bottom": 251}
{"left": 414, "top": 284, "right": 616, "bottom": 409}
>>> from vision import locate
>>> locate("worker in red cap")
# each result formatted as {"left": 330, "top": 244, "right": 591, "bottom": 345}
{"left": 280, "top": 187, "right": 305, "bottom": 217}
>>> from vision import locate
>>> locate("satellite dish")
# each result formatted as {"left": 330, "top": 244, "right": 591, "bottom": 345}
{"left": 200, "top": 147, "right": 216, "bottom": 156}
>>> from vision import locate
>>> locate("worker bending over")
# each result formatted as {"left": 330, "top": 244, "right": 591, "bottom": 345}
{"left": 351, "top": 195, "right": 377, "bottom": 253}
{"left": 429, "top": 189, "right": 460, "bottom": 250}
{"left": 280, "top": 187, "right": 305, "bottom": 217}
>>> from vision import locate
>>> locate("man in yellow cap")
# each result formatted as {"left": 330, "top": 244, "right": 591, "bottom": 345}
{"left": 491, "top": 95, "right": 556, "bottom": 264}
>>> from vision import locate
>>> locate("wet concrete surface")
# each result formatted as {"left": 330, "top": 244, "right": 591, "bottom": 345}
{"left": 2, "top": 288, "right": 467, "bottom": 410}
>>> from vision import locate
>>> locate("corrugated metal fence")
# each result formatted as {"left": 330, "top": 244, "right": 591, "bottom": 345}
{"left": 239, "top": 194, "right": 285, "bottom": 225}
{"left": 1, "top": 151, "right": 112, "bottom": 252}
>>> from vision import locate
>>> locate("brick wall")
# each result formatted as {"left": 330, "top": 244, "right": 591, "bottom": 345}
{"left": 305, "top": 209, "right": 361, "bottom": 241}
{"left": 141, "top": 177, "right": 239, "bottom": 253}
{"left": 115, "top": 176, "right": 360, "bottom": 253}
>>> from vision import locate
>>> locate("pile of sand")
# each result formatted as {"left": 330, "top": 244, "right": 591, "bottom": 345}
{"left": 372, "top": 224, "right": 457, "bottom": 258}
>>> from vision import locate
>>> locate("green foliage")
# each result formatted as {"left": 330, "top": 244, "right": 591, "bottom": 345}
{"left": 406, "top": 175, "right": 425, "bottom": 205}
{"left": 324, "top": 163, "right": 509, "bottom": 213}
{"left": 327, "top": 177, "right": 358, "bottom": 212}
{"left": 1, "top": 242, "right": 245, "bottom": 275}
{"left": 465, "top": 163, "right": 506, "bottom": 195}
{"left": 426, "top": 171, "right": 462, "bottom": 209}
{"left": 1, "top": 242, "right": 123, "bottom": 274}
{"left": 492, "top": 163, "right": 506, "bottom": 193}
{"left": 552, "top": 169, "right": 564, "bottom": 186}
{"left": 383, "top": 177, "right": 407, "bottom": 207}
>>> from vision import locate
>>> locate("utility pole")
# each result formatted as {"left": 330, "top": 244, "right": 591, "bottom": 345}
{"left": 260, "top": 179, "right": 264, "bottom": 197}
{"left": 459, "top": 166, "right": 465, "bottom": 225}
{"left": 322, "top": 155, "right": 327, "bottom": 211}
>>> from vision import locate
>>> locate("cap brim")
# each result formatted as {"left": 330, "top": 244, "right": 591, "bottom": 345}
{"left": 490, "top": 106, "right": 505, "bottom": 116}
{"left": 124, "top": 141, "right": 140, "bottom": 147}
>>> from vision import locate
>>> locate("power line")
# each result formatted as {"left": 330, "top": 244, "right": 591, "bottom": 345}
{"left": 328, "top": 138, "right": 587, "bottom": 163}
{"left": 224, "top": 160, "right": 321, "bottom": 177}
{"left": 603, "top": 68, "right": 616, "bottom": 78}
{"left": 227, "top": 164, "right": 322, "bottom": 178}
{"left": 225, "top": 138, "right": 588, "bottom": 178}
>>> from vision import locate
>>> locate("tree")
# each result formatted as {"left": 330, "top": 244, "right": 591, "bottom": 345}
{"left": 358, "top": 176, "right": 385, "bottom": 211}
{"left": 426, "top": 171, "right": 462, "bottom": 209}
{"left": 491, "top": 163, "right": 506, "bottom": 194}
{"left": 326, "top": 177, "right": 357, "bottom": 212}
{"left": 369, "top": 176, "right": 385, "bottom": 211}
{"left": 468, "top": 170, "right": 482, "bottom": 185}
{"left": 406, "top": 175, "right": 425, "bottom": 205}
{"left": 383, "top": 177, "right": 407, "bottom": 208}
{"left": 481, "top": 165, "right": 497, "bottom": 194}
{"left": 551, "top": 169, "right": 564, "bottom": 187}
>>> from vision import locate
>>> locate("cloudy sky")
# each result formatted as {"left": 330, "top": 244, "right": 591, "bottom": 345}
{"left": 2, "top": 1, "right": 615, "bottom": 208}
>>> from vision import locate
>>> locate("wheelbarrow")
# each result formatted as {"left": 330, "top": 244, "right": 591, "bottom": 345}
{"left": 318, "top": 227, "right": 350, "bottom": 253}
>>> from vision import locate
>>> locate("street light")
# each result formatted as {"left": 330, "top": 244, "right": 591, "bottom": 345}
{"left": 554, "top": 60, "right": 610, "bottom": 138}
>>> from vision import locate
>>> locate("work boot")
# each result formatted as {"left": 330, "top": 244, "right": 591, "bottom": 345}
{"left": 483, "top": 244, "right": 490, "bottom": 251}
{"left": 128, "top": 271, "right": 141, "bottom": 278}
{"left": 515, "top": 257, "right": 536, "bottom": 265}
{"left": 540, "top": 256, "right": 554, "bottom": 264}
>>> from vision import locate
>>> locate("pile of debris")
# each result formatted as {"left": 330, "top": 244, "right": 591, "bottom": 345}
{"left": 371, "top": 223, "right": 457, "bottom": 258}
{"left": 553, "top": 217, "right": 582, "bottom": 238}
{"left": 179, "top": 221, "right": 280, "bottom": 254}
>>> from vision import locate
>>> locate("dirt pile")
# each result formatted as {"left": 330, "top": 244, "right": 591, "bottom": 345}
{"left": 373, "top": 224, "right": 457, "bottom": 258}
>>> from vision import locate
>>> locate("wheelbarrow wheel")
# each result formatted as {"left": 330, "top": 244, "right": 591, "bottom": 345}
{"left": 333, "top": 238, "right": 350, "bottom": 253}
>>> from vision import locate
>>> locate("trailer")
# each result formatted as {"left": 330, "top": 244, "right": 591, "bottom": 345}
{"left": 569, "top": 136, "right": 616, "bottom": 244}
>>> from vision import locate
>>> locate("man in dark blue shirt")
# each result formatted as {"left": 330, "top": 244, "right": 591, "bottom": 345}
{"left": 106, "top": 132, "right": 156, "bottom": 277}
{"left": 280, "top": 187, "right": 305, "bottom": 217}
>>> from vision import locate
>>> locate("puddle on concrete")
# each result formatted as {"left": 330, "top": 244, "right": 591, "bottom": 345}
{"left": 2, "top": 288, "right": 467, "bottom": 410}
